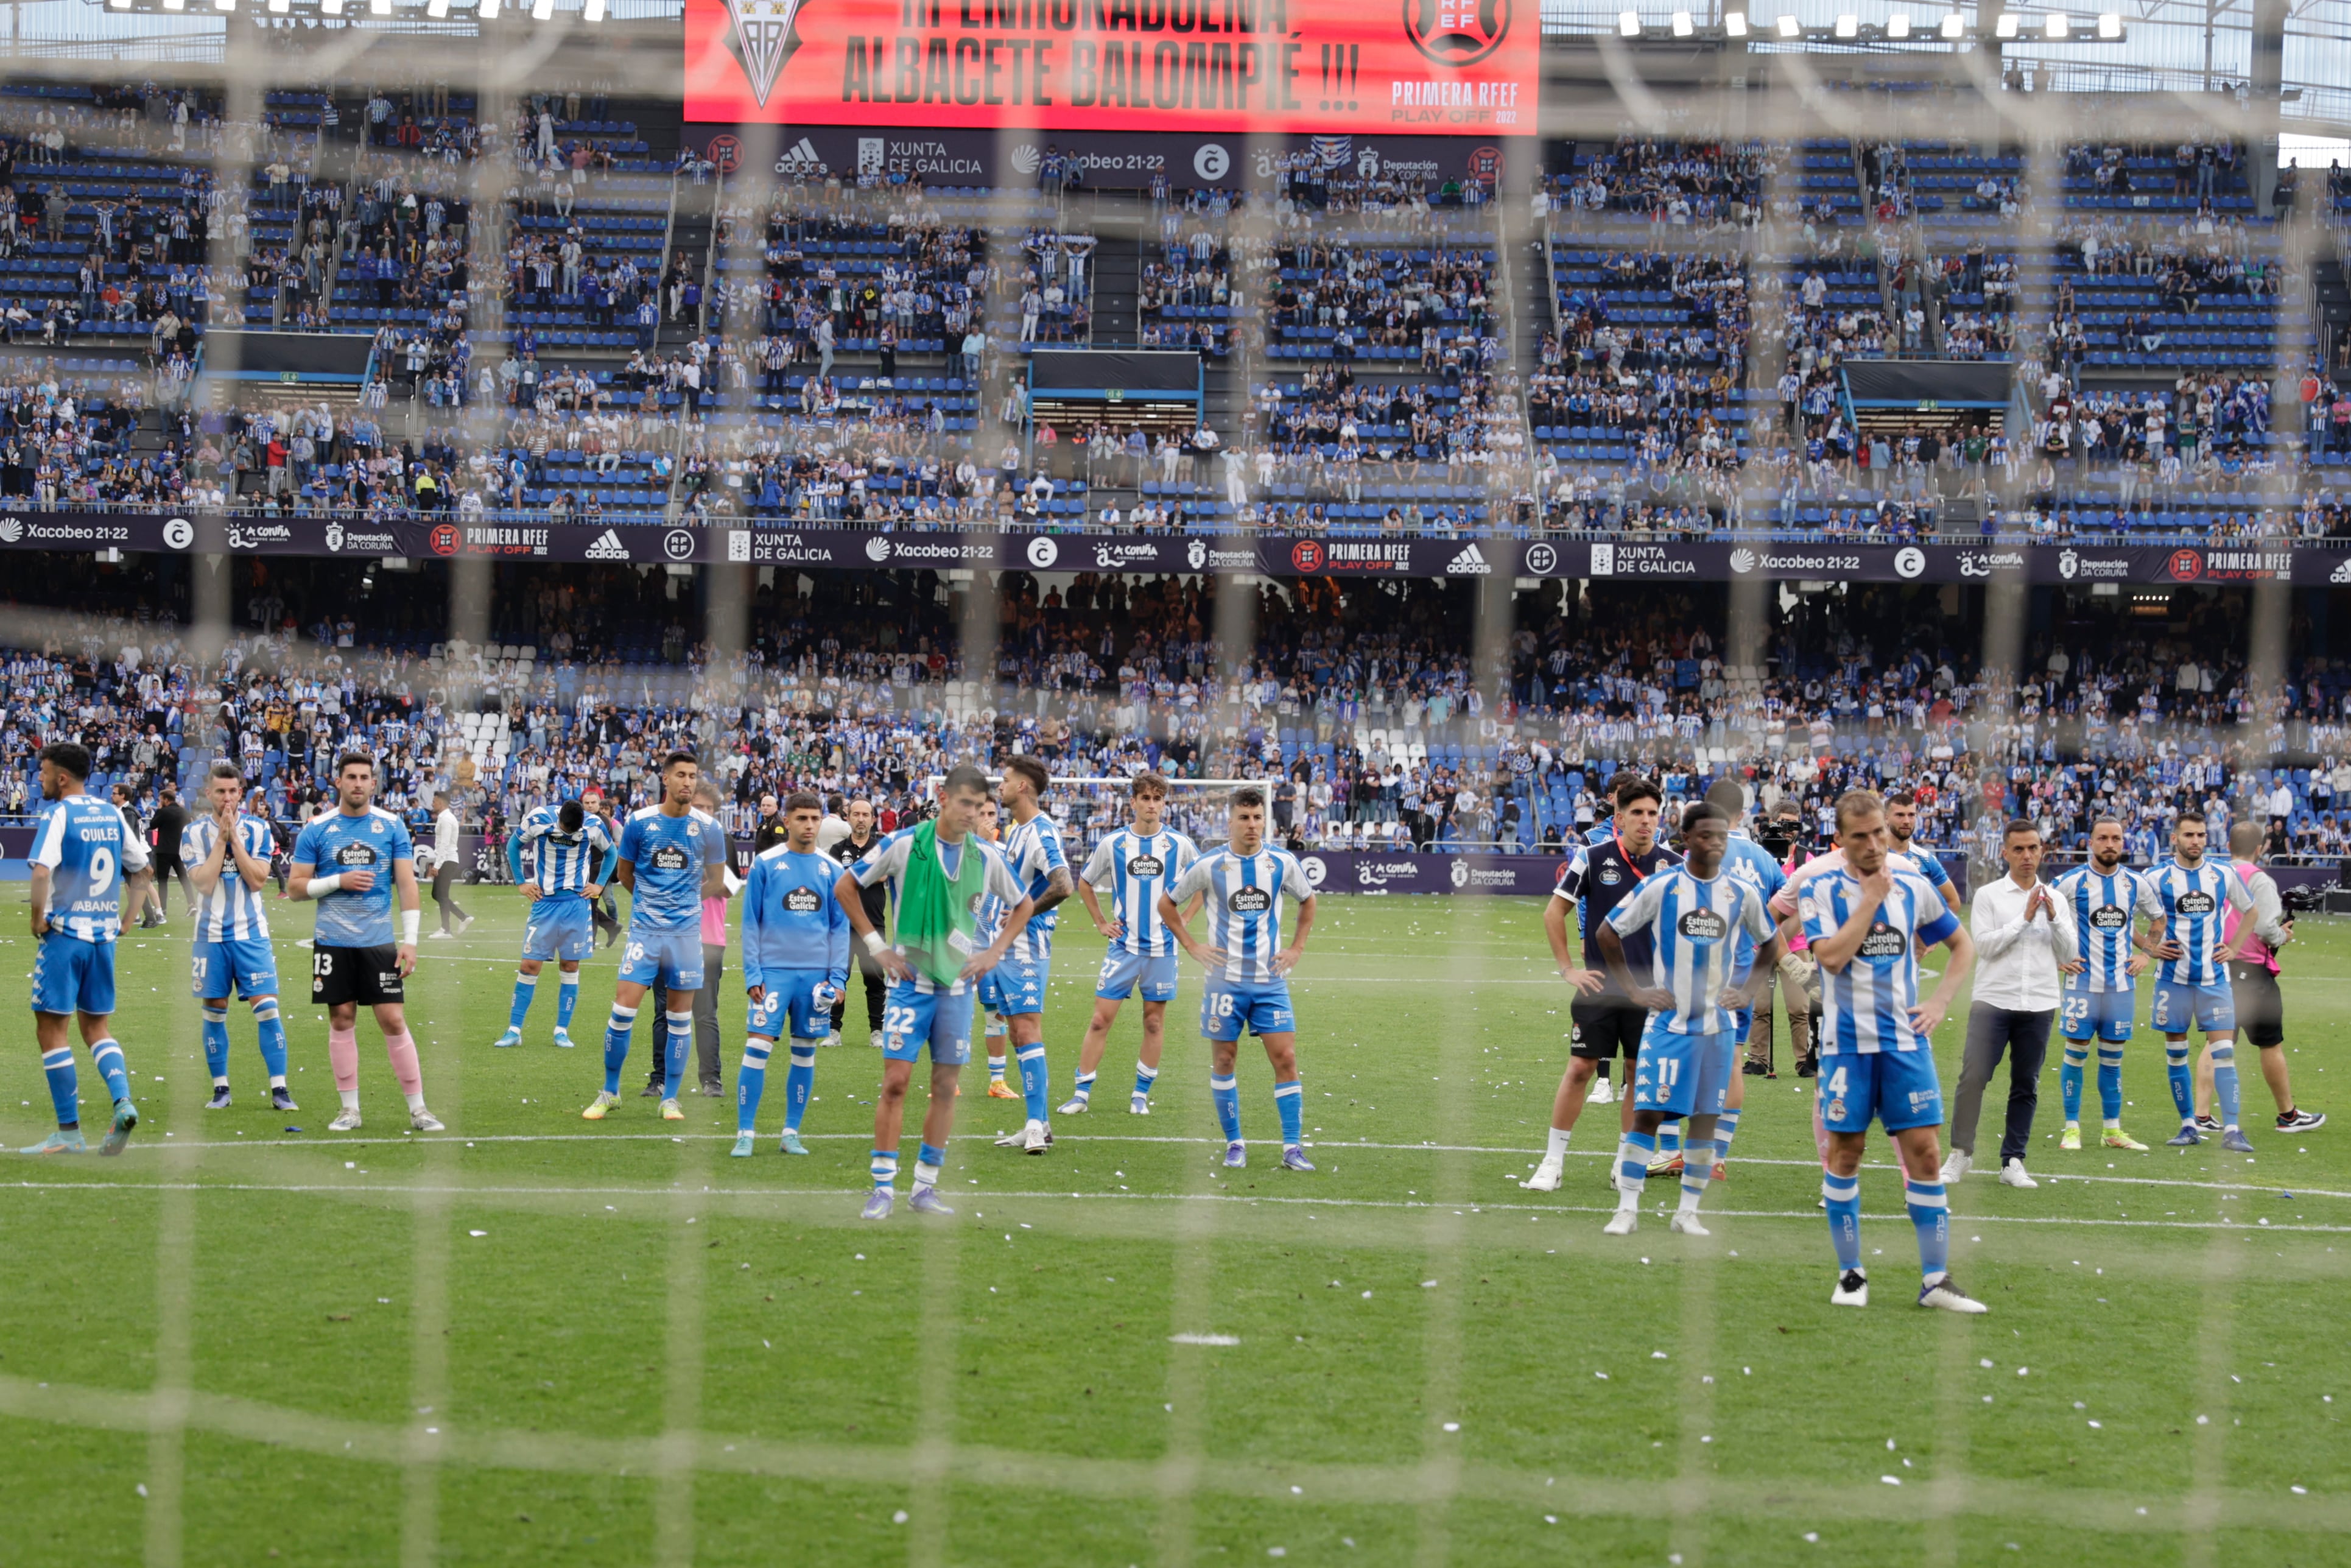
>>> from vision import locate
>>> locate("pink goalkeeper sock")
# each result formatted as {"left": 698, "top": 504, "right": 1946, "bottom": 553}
{"left": 328, "top": 1027, "right": 360, "bottom": 1092}
{"left": 383, "top": 1031, "right": 423, "bottom": 1098}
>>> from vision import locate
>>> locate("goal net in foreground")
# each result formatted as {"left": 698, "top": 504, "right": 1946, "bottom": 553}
{"left": 926, "top": 775, "right": 1281, "bottom": 854}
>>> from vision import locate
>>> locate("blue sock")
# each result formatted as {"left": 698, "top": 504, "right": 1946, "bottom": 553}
{"left": 1274, "top": 1077, "right": 1303, "bottom": 1145}
{"left": 915, "top": 1141, "right": 944, "bottom": 1189}
{"left": 89, "top": 1038, "right": 130, "bottom": 1106}
{"left": 662, "top": 1010, "right": 693, "bottom": 1098}
{"left": 251, "top": 998, "right": 288, "bottom": 1081}
{"left": 736, "top": 1038, "right": 771, "bottom": 1134}
{"left": 2166, "top": 1042, "right": 2195, "bottom": 1123}
{"left": 1824, "top": 1173, "right": 1863, "bottom": 1270}
{"left": 556, "top": 976, "right": 581, "bottom": 1033}
{"left": 1905, "top": 1178, "right": 1950, "bottom": 1284}
{"left": 602, "top": 1004, "right": 636, "bottom": 1094}
{"left": 2096, "top": 1047, "right": 2124, "bottom": 1123}
{"left": 507, "top": 973, "right": 537, "bottom": 1031}
{"left": 785, "top": 1043, "right": 817, "bottom": 1130}
{"left": 40, "top": 1046, "right": 79, "bottom": 1128}
{"left": 1017, "top": 1041, "right": 1048, "bottom": 1123}
{"left": 2060, "top": 1044, "right": 2088, "bottom": 1122}
{"left": 1072, "top": 1070, "right": 1097, "bottom": 1103}
{"left": 870, "top": 1148, "right": 899, "bottom": 1190}
{"left": 1656, "top": 1119, "right": 1682, "bottom": 1159}
{"left": 2212, "top": 1042, "right": 2242, "bottom": 1130}
{"left": 1679, "top": 1137, "right": 1715, "bottom": 1208}
{"left": 1134, "top": 1062, "right": 1159, "bottom": 1100}
{"left": 1713, "top": 1107, "right": 1740, "bottom": 1162}
{"left": 201, "top": 1006, "right": 230, "bottom": 1081}
{"left": 1211, "top": 1072, "right": 1242, "bottom": 1142}
{"left": 1618, "top": 1130, "right": 1657, "bottom": 1199}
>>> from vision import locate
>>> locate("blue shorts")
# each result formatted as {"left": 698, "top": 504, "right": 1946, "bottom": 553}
{"left": 1097, "top": 949, "right": 1178, "bottom": 1002}
{"left": 748, "top": 969, "right": 835, "bottom": 1041}
{"left": 619, "top": 927, "right": 705, "bottom": 991}
{"left": 32, "top": 934, "right": 116, "bottom": 1016}
{"left": 191, "top": 935, "right": 280, "bottom": 1000}
{"left": 1817, "top": 1050, "right": 1944, "bottom": 1134}
{"left": 880, "top": 982, "right": 974, "bottom": 1067}
{"left": 522, "top": 900, "right": 594, "bottom": 963}
{"left": 2151, "top": 979, "right": 2234, "bottom": 1035}
{"left": 2060, "top": 985, "right": 2134, "bottom": 1044}
{"left": 1632, "top": 1024, "right": 1735, "bottom": 1118}
{"left": 1201, "top": 977, "right": 1295, "bottom": 1041}
{"left": 979, "top": 952, "right": 1047, "bottom": 1016}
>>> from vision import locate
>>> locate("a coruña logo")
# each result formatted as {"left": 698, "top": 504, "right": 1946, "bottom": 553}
{"left": 725, "top": 0, "right": 806, "bottom": 108}
{"left": 1405, "top": 0, "right": 1512, "bottom": 68}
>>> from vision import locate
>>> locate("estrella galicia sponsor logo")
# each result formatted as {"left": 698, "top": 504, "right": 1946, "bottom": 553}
{"left": 1676, "top": 908, "right": 1728, "bottom": 941}
{"left": 783, "top": 887, "right": 821, "bottom": 913}
{"left": 1229, "top": 886, "right": 1273, "bottom": 913}
{"left": 1127, "top": 855, "right": 1165, "bottom": 878}
{"left": 1857, "top": 921, "right": 1907, "bottom": 958}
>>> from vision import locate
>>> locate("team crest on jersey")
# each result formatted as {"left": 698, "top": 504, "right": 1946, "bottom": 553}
{"left": 371, "top": 819, "right": 384, "bottom": 834}
{"left": 650, "top": 845, "right": 691, "bottom": 871}
{"left": 2089, "top": 905, "right": 2127, "bottom": 929}
{"left": 2177, "top": 890, "right": 2215, "bottom": 914}
{"left": 1128, "top": 856, "right": 1164, "bottom": 877}
{"left": 1857, "top": 922, "right": 1906, "bottom": 959}
{"left": 784, "top": 887, "right": 821, "bottom": 913}
{"left": 687, "top": 822, "right": 701, "bottom": 837}
{"left": 1230, "top": 887, "right": 1273, "bottom": 913}
{"left": 1826, "top": 1097, "right": 1846, "bottom": 1120}
{"left": 1676, "top": 909, "right": 1727, "bottom": 942}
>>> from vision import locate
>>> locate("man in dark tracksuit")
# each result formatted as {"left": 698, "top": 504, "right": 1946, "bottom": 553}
{"left": 828, "top": 798, "right": 890, "bottom": 1047}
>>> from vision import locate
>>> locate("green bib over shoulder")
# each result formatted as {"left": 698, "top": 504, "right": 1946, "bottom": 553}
{"left": 894, "top": 820, "right": 988, "bottom": 987}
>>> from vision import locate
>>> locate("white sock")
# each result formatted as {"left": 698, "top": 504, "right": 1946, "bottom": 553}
{"left": 405, "top": 1091, "right": 428, "bottom": 1114}
{"left": 269, "top": 1074, "right": 287, "bottom": 1089}
{"left": 1544, "top": 1125, "right": 1572, "bottom": 1161}
{"left": 339, "top": 1089, "right": 361, "bottom": 1112}
{"left": 213, "top": 1075, "right": 230, "bottom": 1088}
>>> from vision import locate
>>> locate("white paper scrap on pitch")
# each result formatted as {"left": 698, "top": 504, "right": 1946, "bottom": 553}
{"left": 1168, "top": 1332, "right": 1240, "bottom": 1346}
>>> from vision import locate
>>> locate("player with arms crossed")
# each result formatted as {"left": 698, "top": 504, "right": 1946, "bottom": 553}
{"left": 734, "top": 791, "right": 849, "bottom": 1157}
{"left": 987, "top": 758, "right": 1075, "bottom": 1155}
{"left": 184, "top": 762, "right": 294, "bottom": 1111}
{"left": 290, "top": 753, "right": 440, "bottom": 1133}
{"left": 496, "top": 797, "right": 617, "bottom": 1050}
{"left": 1804, "top": 789, "right": 1981, "bottom": 1312}
{"left": 835, "top": 764, "right": 1035, "bottom": 1218}
{"left": 2048, "top": 818, "right": 2152, "bottom": 1153}
{"left": 23, "top": 742, "right": 152, "bottom": 1155}
{"left": 1160, "top": 786, "right": 1319, "bottom": 1172}
{"left": 2143, "top": 817, "right": 2255, "bottom": 1151}
{"left": 1525, "top": 776, "right": 1679, "bottom": 1192}
{"left": 1594, "top": 802, "right": 1785, "bottom": 1236}
{"left": 582, "top": 752, "right": 727, "bottom": 1123}
{"left": 1064, "top": 771, "right": 1199, "bottom": 1117}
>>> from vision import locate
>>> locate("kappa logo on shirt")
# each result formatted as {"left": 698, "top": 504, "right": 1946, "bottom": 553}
{"left": 783, "top": 887, "right": 821, "bottom": 913}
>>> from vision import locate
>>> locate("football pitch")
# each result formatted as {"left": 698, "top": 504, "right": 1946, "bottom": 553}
{"left": 3, "top": 889, "right": 2348, "bottom": 1567}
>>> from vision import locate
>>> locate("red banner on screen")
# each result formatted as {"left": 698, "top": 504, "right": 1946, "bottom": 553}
{"left": 683, "top": 0, "right": 1537, "bottom": 136}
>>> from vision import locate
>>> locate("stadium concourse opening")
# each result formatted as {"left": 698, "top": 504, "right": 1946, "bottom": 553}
{"left": 6, "top": 2, "right": 2351, "bottom": 1564}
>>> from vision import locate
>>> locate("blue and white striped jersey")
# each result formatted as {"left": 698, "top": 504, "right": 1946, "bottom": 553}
{"left": 740, "top": 846, "right": 849, "bottom": 992}
{"left": 1082, "top": 827, "right": 1200, "bottom": 957}
{"left": 2051, "top": 863, "right": 2155, "bottom": 993}
{"left": 1169, "top": 846, "right": 1312, "bottom": 985}
{"left": 32, "top": 794, "right": 149, "bottom": 943}
{"left": 848, "top": 828, "right": 1027, "bottom": 996}
{"left": 999, "top": 810, "right": 1069, "bottom": 963}
{"left": 2141, "top": 858, "right": 2252, "bottom": 986}
{"left": 616, "top": 806, "right": 723, "bottom": 932}
{"left": 293, "top": 806, "right": 414, "bottom": 948}
{"left": 1605, "top": 867, "right": 1774, "bottom": 1035}
{"left": 182, "top": 813, "right": 276, "bottom": 943}
{"left": 1719, "top": 831, "right": 1787, "bottom": 978}
{"left": 510, "top": 805, "right": 617, "bottom": 905}
{"left": 1799, "top": 868, "right": 1961, "bottom": 1055}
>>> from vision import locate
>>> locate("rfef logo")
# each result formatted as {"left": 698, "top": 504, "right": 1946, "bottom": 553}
{"left": 2167, "top": 549, "right": 2204, "bottom": 582}
{"left": 429, "top": 523, "right": 461, "bottom": 557}
{"left": 1291, "top": 540, "right": 1327, "bottom": 573}
{"left": 1404, "top": 0, "right": 1513, "bottom": 67}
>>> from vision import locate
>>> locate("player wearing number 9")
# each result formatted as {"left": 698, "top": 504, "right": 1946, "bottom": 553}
{"left": 23, "top": 740, "right": 153, "bottom": 1156}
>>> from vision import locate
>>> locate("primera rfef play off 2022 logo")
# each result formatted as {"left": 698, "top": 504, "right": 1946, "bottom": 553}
{"left": 1404, "top": 0, "right": 1511, "bottom": 68}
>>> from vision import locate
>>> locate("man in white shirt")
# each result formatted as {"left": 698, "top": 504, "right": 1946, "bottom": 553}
{"left": 1944, "top": 820, "right": 2076, "bottom": 1189}
{"left": 427, "top": 791, "right": 473, "bottom": 938}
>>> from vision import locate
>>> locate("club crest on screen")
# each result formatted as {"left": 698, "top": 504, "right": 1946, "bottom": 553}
{"left": 726, "top": 0, "right": 807, "bottom": 107}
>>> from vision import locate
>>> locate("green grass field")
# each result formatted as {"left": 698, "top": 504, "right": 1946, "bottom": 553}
{"left": 2, "top": 887, "right": 2348, "bottom": 1567}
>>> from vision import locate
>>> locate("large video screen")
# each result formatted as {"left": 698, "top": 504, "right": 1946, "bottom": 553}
{"left": 683, "top": 0, "right": 1537, "bottom": 136}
